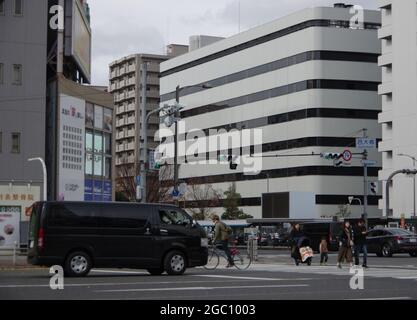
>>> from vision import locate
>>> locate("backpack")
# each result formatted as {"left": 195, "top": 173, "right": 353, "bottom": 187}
{"left": 222, "top": 222, "right": 233, "bottom": 238}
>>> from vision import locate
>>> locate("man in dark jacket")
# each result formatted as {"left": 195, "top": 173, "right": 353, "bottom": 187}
{"left": 289, "top": 223, "right": 304, "bottom": 265}
{"left": 353, "top": 219, "right": 368, "bottom": 268}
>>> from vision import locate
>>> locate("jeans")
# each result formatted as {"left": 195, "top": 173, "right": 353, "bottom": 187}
{"left": 320, "top": 252, "right": 328, "bottom": 263}
{"left": 219, "top": 240, "right": 234, "bottom": 265}
{"left": 354, "top": 243, "right": 368, "bottom": 266}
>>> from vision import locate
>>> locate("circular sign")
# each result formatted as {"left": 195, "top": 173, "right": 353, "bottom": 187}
{"left": 342, "top": 150, "right": 353, "bottom": 162}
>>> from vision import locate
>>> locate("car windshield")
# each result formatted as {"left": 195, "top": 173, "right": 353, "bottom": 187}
{"left": 389, "top": 229, "right": 414, "bottom": 236}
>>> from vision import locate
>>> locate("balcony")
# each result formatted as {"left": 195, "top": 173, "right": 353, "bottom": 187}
{"left": 378, "top": 111, "right": 393, "bottom": 124}
{"left": 378, "top": 25, "right": 392, "bottom": 40}
{"left": 127, "top": 90, "right": 136, "bottom": 99}
{"left": 116, "top": 155, "right": 135, "bottom": 165}
{"left": 127, "top": 117, "right": 136, "bottom": 125}
{"left": 378, "top": 139, "right": 393, "bottom": 152}
{"left": 116, "top": 131, "right": 125, "bottom": 139}
{"left": 377, "top": 0, "right": 392, "bottom": 9}
{"left": 378, "top": 53, "right": 392, "bottom": 67}
{"left": 116, "top": 144, "right": 125, "bottom": 152}
{"left": 126, "top": 103, "right": 136, "bottom": 112}
{"left": 147, "top": 89, "right": 160, "bottom": 99}
{"left": 115, "top": 105, "right": 125, "bottom": 115}
{"left": 125, "top": 142, "right": 135, "bottom": 151}
{"left": 378, "top": 82, "right": 393, "bottom": 95}
{"left": 147, "top": 77, "right": 159, "bottom": 86}
{"left": 128, "top": 64, "right": 136, "bottom": 73}
{"left": 126, "top": 129, "right": 135, "bottom": 138}
{"left": 147, "top": 63, "right": 159, "bottom": 73}
{"left": 116, "top": 118, "right": 125, "bottom": 127}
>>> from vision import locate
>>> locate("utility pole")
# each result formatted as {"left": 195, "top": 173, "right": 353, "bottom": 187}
{"left": 139, "top": 62, "right": 148, "bottom": 203}
{"left": 362, "top": 128, "right": 369, "bottom": 228}
{"left": 174, "top": 85, "right": 180, "bottom": 196}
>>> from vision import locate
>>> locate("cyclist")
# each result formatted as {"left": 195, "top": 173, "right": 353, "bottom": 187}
{"left": 212, "top": 215, "right": 234, "bottom": 268}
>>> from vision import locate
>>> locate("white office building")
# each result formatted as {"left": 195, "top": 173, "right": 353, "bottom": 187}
{"left": 378, "top": 0, "right": 417, "bottom": 218}
{"left": 159, "top": 4, "right": 382, "bottom": 220}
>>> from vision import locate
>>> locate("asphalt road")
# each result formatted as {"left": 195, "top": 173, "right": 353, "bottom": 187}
{"left": 1, "top": 253, "right": 417, "bottom": 300}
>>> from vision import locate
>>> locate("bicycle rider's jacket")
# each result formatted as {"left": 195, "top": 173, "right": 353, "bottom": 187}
{"left": 214, "top": 221, "right": 229, "bottom": 242}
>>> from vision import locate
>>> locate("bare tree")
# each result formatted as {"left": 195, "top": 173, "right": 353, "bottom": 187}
{"left": 115, "top": 161, "right": 136, "bottom": 201}
{"left": 185, "top": 178, "right": 222, "bottom": 220}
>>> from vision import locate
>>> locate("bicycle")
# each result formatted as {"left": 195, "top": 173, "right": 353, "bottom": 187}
{"left": 203, "top": 240, "right": 252, "bottom": 270}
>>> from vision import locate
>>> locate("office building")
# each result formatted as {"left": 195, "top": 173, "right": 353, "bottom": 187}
{"left": 159, "top": 4, "right": 382, "bottom": 219}
{"left": 378, "top": 0, "right": 417, "bottom": 218}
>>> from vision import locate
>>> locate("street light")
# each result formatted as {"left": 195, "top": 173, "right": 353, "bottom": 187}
{"left": 28, "top": 157, "right": 47, "bottom": 201}
{"left": 173, "top": 83, "right": 212, "bottom": 194}
{"left": 348, "top": 196, "right": 363, "bottom": 217}
{"left": 398, "top": 153, "right": 417, "bottom": 217}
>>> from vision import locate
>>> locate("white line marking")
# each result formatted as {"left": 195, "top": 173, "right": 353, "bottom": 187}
{"left": 193, "top": 275, "right": 313, "bottom": 281}
{"left": 90, "top": 269, "right": 147, "bottom": 275}
{"left": 395, "top": 276, "right": 417, "bottom": 280}
{"left": 95, "top": 284, "right": 309, "bottom": 293}
{"left": 348, "top": 297, "right": 412, "bottom": 301}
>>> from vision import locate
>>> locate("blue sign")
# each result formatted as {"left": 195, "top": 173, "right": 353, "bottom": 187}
{"left": 85, "top": 179, "right": 93, "bottom": 194}
{"left": 103, "top": 181, "right": 112, "bottom": 195}
{"left": 356, "top": 138, "right": 377, "bottom": 149}
{"left": 103, "top": 194, "right": 112, "bottom": 202}
{"left": 93, "top": 194, "right": 103, "bottom": 202}
{"left": 93, "top": 180, "right": 103, "bottom": 194}
{"left": 84, "top": 193, "right": 93, "bottom": 201}
{"left": 172, "top": 189, "right": 180, "bottom": 197}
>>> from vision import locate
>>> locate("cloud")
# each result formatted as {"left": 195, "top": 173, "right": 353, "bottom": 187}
{"left": 88, "top": 0, "right": 378, "bottom": 85}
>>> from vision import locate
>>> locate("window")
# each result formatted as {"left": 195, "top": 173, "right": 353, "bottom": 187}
{"left": 104, "top": 157, "right": 111, "bottom": 179}
{"left": 94, "top": 133, "right": 103, "bottom": 153}
{"left": 14, "top": 0, "right": 23, "bottom": 16}
{"left": 11, "top": 133, "right": 20, "bottom": 153}
{"left": 85, "top": 153, "right": 93, "bottom": 175}
{"left": 100, "top": 205, "right": 149, "bottom": 228}
{"left": 94, "top": 154, "right": 102, "bottom": 177}
{"left": 159, "top": 209, "right": 191, "bottom": 226}
{"left": 48, "top": 203, "right": 99, "bottom": 227}
{"left": 13, "top": 64, "right": 22, "bottom": 85}
{"left": 0, "top": 63, "right": 3, "bottom": 84}
{"left": 104, "top": 133, "right": 111, "bottom": 155}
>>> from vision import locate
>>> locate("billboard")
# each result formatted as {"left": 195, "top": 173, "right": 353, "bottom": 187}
{"left": 71, "top": 0, "right": 91, "bottom": 82}
{"left": 0, "top": 206, "right": 20, "bottom": 247}
{"left": 0, "top": 185, "right": 40, "bottom": 222}
{"left": 58, "top": 94, "right": 85, "bottom": 201}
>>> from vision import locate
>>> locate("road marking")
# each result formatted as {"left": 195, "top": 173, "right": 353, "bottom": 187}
{"left": 95, "top": 284, "right": 309, "bottom": 293}
{"left": 193, "top": 275, "right": 313, "bottom": 281}
{"left": 91, "top": 269, "right": 147, "bottom": 275}
{"left": 347, "top": 297, "right": 412, "bottom": 301}
{"left": 395, "top": 276, "right": 417, "bottom": 279}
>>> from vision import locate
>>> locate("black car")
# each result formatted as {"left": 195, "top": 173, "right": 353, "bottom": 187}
{"left": 27, "top": 201, "right": 208, "bottom": 277}
{"left": 366, "top": 228, "right": 417, "bottom": 257}
{"left": 300, "top": 222, "right": 343, "bottom": 252}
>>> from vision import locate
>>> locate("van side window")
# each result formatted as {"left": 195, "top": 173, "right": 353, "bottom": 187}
{"left": 159, "top": 209, "right": 191, "bottom": 226}
{"left": 48, "top": 204, "right": 98, "bottom": 227}
{"left": 100, "top": 205, "right": 148, "bottom": 228}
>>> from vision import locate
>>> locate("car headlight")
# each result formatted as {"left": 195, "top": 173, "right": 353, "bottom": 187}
{"left": 201, "top": 238, "right": 208, "bottom": 247}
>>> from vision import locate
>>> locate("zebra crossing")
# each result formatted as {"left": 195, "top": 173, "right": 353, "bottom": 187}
{"left": 221, "top": 263, "right": 417, "bottom": 280}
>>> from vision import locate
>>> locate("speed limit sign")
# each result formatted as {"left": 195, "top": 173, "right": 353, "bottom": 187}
{"left": 342, "top": 149, "right": 352, "bottom": 162}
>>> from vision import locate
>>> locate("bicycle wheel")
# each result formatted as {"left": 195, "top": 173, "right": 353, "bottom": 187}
{"left": 233, "top": 253, "right": 251, "bottom": 270}
{"left": 203, "top": 249, "right": 220, "bottom": 270}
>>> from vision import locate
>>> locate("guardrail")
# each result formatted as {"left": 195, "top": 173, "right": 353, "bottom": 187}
{"left": 0, "top": 242, "right": 27, "bottom": 266}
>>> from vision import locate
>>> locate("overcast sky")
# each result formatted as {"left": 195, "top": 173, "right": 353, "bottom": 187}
{"left": 88, "top": 0, "right": 376, "bottom": 86}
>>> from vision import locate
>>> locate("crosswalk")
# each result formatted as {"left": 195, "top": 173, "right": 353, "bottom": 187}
{"left": 215, "top": 263, "right": 417, "bottom": 280}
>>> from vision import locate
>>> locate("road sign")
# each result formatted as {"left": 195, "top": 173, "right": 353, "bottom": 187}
{"left": 172, "top": 189, "right": 180, "bottom": 197}
{"left": 342, "top": 149, "right": 353, "bottom": 162}
{"left": 356, "top": 138, "right": 377, "bottom": 149}
{"left": 361, "top": 160, "right": 377, "bottom": 166}
{"left": 136, "top": 186, "right": 142, "bottom": 201}
{"left": 136, "top": 175, "right": 141, "bottom": 186}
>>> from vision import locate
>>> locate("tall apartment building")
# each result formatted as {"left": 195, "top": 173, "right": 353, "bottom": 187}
{"left": 109, "top": 54, "right": 168, "bottom": 199}
{"left": 378, "top": 0, "right": 417, "bottom": 218}
{"left": 159, "top": 4, "right": 382, "bottom": 219}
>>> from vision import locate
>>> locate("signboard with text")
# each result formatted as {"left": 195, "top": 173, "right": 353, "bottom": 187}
{"left": 356, "top": 138, "right": 377, "bottom": 149}
{"left": 0, "top": 206, "right": 20, "bottom": 247}
{"left": 0, "top": 185, "right": 40, "bottom": 222}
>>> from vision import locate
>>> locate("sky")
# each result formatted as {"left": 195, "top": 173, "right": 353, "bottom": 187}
{"left": 88, "top": 0, "right": 377, "bottom": 86}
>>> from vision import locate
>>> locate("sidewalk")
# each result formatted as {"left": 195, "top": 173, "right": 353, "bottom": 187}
{"left": 0, "top": 255, "right": 45, "bottom": 270}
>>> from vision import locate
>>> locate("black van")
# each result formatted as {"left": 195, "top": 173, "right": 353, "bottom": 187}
{"left": 27, "top": 201, "right": 208, "bottom": 277}
{"left": 300, "top": 221, "right": 343, "bottom": 252}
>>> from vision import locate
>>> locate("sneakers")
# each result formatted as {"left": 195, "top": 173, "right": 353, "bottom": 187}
{"left": 337, "top": 263, "right": 342, "bottom": 269}
{"left": 362, "top": 265, "right": 369, "bottom": 269}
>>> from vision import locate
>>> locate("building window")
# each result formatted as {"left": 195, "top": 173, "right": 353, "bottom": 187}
{"left": 14, "top": 0, "right": 23, "bottom": 16}
{"left": 0, "top": 0, "right": 5, "bottom": 15}
{"left": 12, "top": 64, "right": 22, "bottom": 85}
{"left": 11, "top": 133, "right": 20, "bottom": 153}
{"left": 0, "top": 63, "right": 3, "bottom": 84}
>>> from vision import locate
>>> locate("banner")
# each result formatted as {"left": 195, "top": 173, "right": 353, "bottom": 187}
{"left": 0, "top": 206, "right": 20, "bottom": 247}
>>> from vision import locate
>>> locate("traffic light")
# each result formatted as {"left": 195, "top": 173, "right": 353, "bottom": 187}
{"left": 321, "top": 153, "right": 343, "bottom": 160}
{"left": 229, "top": 155, "right": 238, "bottom": 170}
{"left": 369, "top": 181, "right": 378, "bottom": 195}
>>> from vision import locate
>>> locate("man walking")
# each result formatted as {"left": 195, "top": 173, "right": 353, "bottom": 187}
{"left": 212, "top": 215, "right": 234, "bottom": 267}
{"left": 353, "top": 219, "right": 368, "bottom": 268}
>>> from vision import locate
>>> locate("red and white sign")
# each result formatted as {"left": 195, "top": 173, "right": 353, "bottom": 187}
{"left": 342, "top": 149, "right": 353, "bottom": 162}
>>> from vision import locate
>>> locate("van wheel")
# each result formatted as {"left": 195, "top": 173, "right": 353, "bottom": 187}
{"left": 164, "top": 251, "right": 186, "bottom": 275}
{"left": 64, "top": 251, "right": 92, "bottom": 277}
{"left": 147, "top": 268, "right": 164, "bottom": 276}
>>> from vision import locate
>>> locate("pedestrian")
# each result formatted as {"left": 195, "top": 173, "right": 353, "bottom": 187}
{"left": 289, "top": 223, "right": 304, "bottom": 265}
{"left": 319, "top": 236, "right": 329, "bottom": 266}
{"left": 353, "top": 219, "right": 369, "bottom": 268}
{"left": 337, "top": 221, "right": 354, "bottom": 269}
{"left": 212, "top": 215, "right": 234, "bottom": 268}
